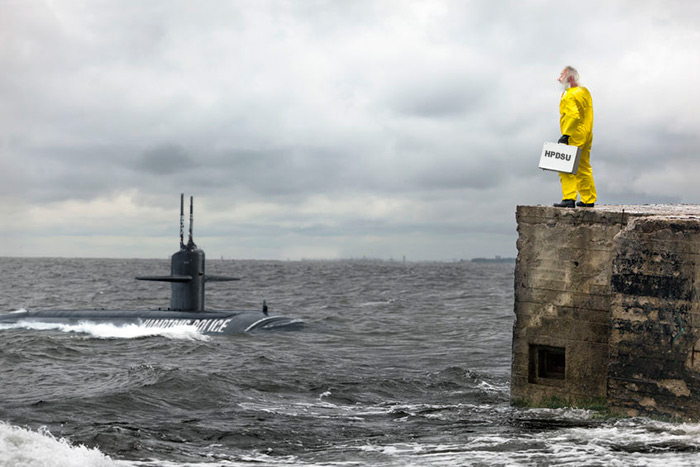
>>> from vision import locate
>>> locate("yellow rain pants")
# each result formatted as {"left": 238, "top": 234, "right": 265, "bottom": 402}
{"left": 559, "top": 86, "right": 597, "bottom": 204}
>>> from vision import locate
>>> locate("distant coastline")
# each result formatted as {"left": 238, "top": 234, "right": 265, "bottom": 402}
{"left": 470, "top": 256, "right": 516, "bottom": 263}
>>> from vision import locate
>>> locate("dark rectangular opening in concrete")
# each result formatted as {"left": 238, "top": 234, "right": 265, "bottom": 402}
{"left": 529, "top": 345, "right": 566, "bottom": 384}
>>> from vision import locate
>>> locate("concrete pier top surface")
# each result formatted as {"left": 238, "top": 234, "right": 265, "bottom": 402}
{"left": 522, "top": 204, "right": 700, "bottom": 216}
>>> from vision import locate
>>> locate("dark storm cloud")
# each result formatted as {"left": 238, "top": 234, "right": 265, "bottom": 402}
{"left": 385, "top": 73, "right": 488, "bottom": 119}
{"left": 138, "top": 144, "right": 198, "bottom": 175}
{"left": 11, "top": 144, "right": 136, "bottom": 202}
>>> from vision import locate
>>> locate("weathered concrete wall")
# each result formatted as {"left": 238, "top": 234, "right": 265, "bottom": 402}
{"left": 512, "top": 205, "right": 700, "bottom": 418}
{"left": 609, "top": 216, "right": 700, "bottom": 419}
{"left": 511, "top": 206, "right": 630, "bottom": 405}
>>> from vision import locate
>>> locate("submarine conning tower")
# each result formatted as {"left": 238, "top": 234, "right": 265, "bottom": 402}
{"left": 137, "top": 194, "right": 238, "bottom": 312}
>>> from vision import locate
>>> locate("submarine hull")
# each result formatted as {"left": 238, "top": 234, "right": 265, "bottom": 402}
{"left": 0, "top": 309, "right": 303, "bottom": 334}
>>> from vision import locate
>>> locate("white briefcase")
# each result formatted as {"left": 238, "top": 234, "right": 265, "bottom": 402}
{"left": 538, "top": 142, "right": 581, "bottom": 174}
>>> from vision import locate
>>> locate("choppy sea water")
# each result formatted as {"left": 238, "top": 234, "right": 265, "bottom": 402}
{"left": 2, "top": 258, "right": 700, "bottom": 466}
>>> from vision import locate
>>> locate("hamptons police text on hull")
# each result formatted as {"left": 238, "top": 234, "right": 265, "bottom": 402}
{"left": 143, "top": 318, "right": 232, "bottom": 333}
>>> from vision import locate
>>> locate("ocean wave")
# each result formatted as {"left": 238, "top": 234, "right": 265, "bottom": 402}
{"left": 0, "top": 423, "right": 122, "bottom": 467}
{"left": 0, "top": 321, "right": 209, "bottom": 341}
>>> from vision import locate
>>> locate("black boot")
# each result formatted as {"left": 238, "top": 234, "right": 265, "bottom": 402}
{"left": 576, "top": 201, "right": 595, "bottom": 207}
{"left": 553, "top": 199, "right": 575, "bottom": 208}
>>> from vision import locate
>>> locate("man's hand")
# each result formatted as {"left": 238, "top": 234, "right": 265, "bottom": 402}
{"left": 558, "top": 135, "right": 570, "bottom": 144}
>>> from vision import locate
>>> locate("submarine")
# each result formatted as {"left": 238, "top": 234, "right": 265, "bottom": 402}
{"left": 0, "top": 195, "right": 303, "bottom": 334}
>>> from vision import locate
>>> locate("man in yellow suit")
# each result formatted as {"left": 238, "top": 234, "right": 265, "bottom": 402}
{"left": 553, "top": 66, "right": 597, "bottom": 208}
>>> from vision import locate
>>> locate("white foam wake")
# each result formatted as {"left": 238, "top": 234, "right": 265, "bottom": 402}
{"left": 0, "top": 321, "right": 210, "bottom": 341}
{"left": 0, "top": 423, "right": 125, "bottom": 467}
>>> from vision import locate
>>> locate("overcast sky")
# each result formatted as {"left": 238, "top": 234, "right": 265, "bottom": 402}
{"left": 1, "top": 0, "right": 699, "bottom": 260}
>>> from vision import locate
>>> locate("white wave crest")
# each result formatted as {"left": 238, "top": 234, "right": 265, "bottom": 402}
{"left": 0, "top": 321, "right": 209, "bottom": 341}
{"left": 0, "top": 423, "right": 124, "bottom": 467}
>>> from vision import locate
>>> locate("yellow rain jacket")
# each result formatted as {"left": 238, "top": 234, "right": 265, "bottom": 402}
{"left": 558, "top": 86, "right": 596, "bottom": 204}
{"left": 560, "top": 87, "right": 593, "bottom": 147}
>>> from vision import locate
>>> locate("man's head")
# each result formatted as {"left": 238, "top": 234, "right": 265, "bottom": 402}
{"left": 558, "top": 66, "right": 580, "bottom": 90}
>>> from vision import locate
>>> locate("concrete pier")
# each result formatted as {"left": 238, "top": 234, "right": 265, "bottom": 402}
{"left": 511, "top": 205, "right": 700, "bottom": 419}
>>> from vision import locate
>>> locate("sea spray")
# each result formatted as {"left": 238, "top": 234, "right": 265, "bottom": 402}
{"left": 0, "top": 423, "right": 120, "bottom": 467}
{"left": 0, "top": 321, "right": 209, "bottom": 341}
